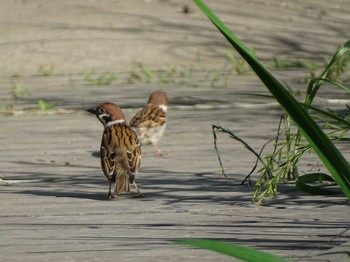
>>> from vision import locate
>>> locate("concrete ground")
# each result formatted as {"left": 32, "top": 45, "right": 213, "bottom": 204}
{"left": 1, "top": 0, "right": 349, "bottom": 261}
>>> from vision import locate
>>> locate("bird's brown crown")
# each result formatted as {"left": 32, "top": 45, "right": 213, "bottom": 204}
{"left": 147, "top": 91, "right": 168, "bottom": 107}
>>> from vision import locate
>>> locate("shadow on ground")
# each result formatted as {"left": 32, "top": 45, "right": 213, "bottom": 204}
{"left": 3, "top": 160, "right": 348, "bottom": 209}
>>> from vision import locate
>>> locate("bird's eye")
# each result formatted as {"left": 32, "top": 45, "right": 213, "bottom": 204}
{"left": 98, "top": 108, "right": 106, "bottom": 114}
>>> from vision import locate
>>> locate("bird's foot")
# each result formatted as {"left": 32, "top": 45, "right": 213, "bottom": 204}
{"left": 133, "top": 192, "right": 145, "bottom": 198}
{"left": 154, "top": 149, "right": 164, "bottom": 157}
{"left": 106, "top": 193, "right": 116, "bottom": 199}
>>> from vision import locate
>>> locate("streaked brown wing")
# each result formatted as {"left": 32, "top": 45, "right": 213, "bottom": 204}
{"left": 113, "top": 125, "right": 141, "bottom": 173}
{"left": 100, "top": 128, "right": 116, "bottom": 179}
{"left": 130, "top": 106, "right": 166, "bottom": 129}
{"left": 101, "top": 124, "right": 141, "bottom": 177}
{"left": 122, "top": 126, "right": 141, "bottom": 174}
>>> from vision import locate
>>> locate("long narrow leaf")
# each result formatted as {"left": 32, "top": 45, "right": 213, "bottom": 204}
{"left": 306, "top": 40, "right": 350, "bottom": 104}
{"left": 175, "top": 239, "right": 290, "bottom": 262}
{"left": 193, "top": 0, "right": 350, "bottom": 201}
{"left": 212, "top": 125, "right": 265, "bottom": 165}
{"left": 304, "top": 104, "right": 350, "bottom": 127}
{"left": 296, "top": 173, "right": 341, "bottom": 195}
{"left": 310, "top": 77, "right": 350, "bottom": 94}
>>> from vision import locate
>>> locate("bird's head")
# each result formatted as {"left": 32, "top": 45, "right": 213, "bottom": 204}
{"left": 87, "top": 102, "right": 126, "bottom": 128}
{"left": 147, "top": 91, "right": 168, "bottom": 112}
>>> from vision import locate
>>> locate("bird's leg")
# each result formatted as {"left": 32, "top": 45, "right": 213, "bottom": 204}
{"left": 153, "top": 143, "right": 163, "bottom": 156}
{"left": 129, "top": 174, "right": 144, "bottom": 198}
{"left": 132, "top": 181, "right": 144, "bottom": 198}
{"left": 107, "top": 179, "right": 115, "bottom": 199}
{"left": 112, "top": 181, "right": 120, "bottom": 198}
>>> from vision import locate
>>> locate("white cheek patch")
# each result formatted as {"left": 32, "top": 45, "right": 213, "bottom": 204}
{"left": 159, "top": 104, "right": 167, "bottom": 112}
{"left": 98, "top": 113, "right": 109, "bottom": 122}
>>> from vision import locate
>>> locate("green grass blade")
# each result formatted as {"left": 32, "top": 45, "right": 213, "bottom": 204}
{"left": 307, "top": 40, "right": 350, "bottom": 104}
{"left": 175, "top": 239, "right": 290, "bottom": 262}
{"left": 212, "top": 125, "right": 266, "bottom": 166}
{"left": 310, "top": 77, "right": 350, "bottom": 94}
{"left": 212, "top": 125, "right": 227, "bottom": 178}
{"left": 296, "top": 173, "right": 341, "bottom": 195}
{"left": 304, "top": 104, "right": 350, "bottom": 127}
{"left": 193, "top": 0, "right": 350, "bottom": 201}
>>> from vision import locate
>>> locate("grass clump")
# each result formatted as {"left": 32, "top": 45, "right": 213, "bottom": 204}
{"left": 10, "top": 84, "right": 30, "bottom": 101}
{"left": 81, "top": 71, "right": 118, "bottom": 85}
{"left": 194, "top": 0, "right": 350, "bottom": 203}
{"left": 214, "top": 43, "right": 350, "bottom": 203}
{"left": 37, "top": 99, "right": 56, "bottom": 110}
{"left": 177, "top": 1, "right": 350, "bottom": 261}
{"left": 38, "top": 65, "right": 54, "bottom": 76}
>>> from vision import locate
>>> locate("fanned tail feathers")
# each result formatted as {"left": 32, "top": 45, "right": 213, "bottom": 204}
{"left": 115, "top": 147, "right": 131, "bottom": 193}
{"left": 116, "top": 172, "right": 130, "bottom": 193}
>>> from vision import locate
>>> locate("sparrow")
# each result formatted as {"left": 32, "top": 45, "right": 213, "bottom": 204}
{"left": 129, "top": 91, "right": 168, "bottom": 156}
{"left": 87, "top": 102, "right": 143, "bottom": 199}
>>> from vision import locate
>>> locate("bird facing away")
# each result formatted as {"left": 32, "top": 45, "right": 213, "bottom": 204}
{"left": 87, "top": 102, "right": 142, "bottom": 199}
{"left": 129, "top": 91, "right": 168, "bottom": 156}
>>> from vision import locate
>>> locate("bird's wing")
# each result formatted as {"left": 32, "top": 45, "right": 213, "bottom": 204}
{"left": 129, "top": 107, "right": 166, "bottom": 128}
{"left": 122, "top": 126, "right": 141, "bottom": 174}
{"left": 101, "top": 125, "right": 141, "bottom": 176}
{"left": 100, "top": 128, "right": 116, "bottom": 179}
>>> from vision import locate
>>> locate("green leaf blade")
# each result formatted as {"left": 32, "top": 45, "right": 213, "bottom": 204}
{"left": 296, "top": 173, "right": 341, "bottom": 195}
{"left": 175, "top": 239, "right": 291, "bottom": 262}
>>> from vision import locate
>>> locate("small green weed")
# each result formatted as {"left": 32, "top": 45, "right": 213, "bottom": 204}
{"left": 127, "top": 63, "right": 195, "bottom": 86}
{"left": 10, "top": 84, "right": 29, "bottom": 101}
{"left": 157, "top": 66, "right": 176, "bottom": 84}
{"left": 226, "top": 50, "right": 251, "bottom": 75}
{"left": 38, "top": 65, "right": 54, "bottom": 76}
{"left": 81, "top": 71, "right": 118, "bottom": 85}
{"left": 270, "top": 56, "right": 317, "bottom": 70}
{"left": 138, "top": 63, "right": 154, "bottom": 82}
{"left": 37, "top": 99, "right": 56, "bottom": 110}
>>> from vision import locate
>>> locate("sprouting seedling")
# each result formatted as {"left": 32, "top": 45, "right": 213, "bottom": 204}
{"left": 138, "top": 63, "right": 154, "bottom": 82}
{"left": 10, "top": 84, "right": 29, "bottom": 101}
{"left": 37, "top": 99, "right": 56, "bottom": 110}
{"left": 38, "top": 65, "right": 54, "bottom": 76}
{"left": 225, "top": 50, "right": 250, "bottom": 75}
{"left": 82, "top": 71, "right": 118, "bottom": 85}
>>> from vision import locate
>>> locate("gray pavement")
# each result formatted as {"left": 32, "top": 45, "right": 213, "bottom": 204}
{"left": 1, "top": 1, "right": 350, "bottom": 261}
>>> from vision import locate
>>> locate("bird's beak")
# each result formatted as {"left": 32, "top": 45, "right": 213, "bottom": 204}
{"left": 86, "top": 107, "right": 97, "bottom": 114}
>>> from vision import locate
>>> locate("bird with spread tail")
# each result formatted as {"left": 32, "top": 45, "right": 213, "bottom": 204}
{"left": 129, "top": 91, "right": 168, "bottom": 156}
{"left": 87, "top": 102, "right": 143, "bottom": 199}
